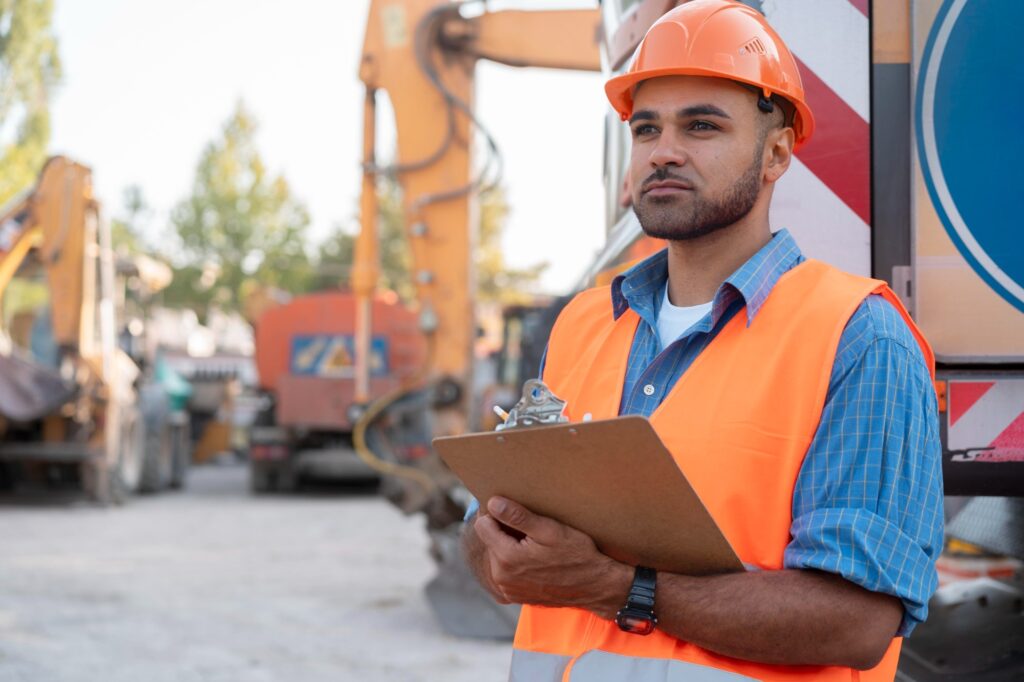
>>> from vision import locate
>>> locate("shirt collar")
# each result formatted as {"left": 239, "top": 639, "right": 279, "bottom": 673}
{"left": 610, "top": 228, "right": 804, "bottom": 326}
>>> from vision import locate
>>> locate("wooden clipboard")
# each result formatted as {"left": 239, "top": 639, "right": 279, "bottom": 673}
{"left": 433, "top": 415, "right": 743, "bottom": 576}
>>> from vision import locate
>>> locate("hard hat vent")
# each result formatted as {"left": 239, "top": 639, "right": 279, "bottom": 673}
{"left": 739, "top": 37, "right": 767, "bottom": 56}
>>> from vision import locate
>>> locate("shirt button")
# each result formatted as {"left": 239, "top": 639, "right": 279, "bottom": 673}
{"left": 643, "top": 384, "right": 655, "bottom": 396}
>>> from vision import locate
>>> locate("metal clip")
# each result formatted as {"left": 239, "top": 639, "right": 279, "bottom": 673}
{"left": 495, "top": 379, "right": 568, "bottom": 431}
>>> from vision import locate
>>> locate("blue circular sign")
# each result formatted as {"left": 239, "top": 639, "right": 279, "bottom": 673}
{"left": 916, "top": 0, "right": 1024, "bottom": 313}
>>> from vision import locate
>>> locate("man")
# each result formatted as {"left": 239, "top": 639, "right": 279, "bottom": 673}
{"left": 462, "top": 2, "right": 943, "bottom": 680}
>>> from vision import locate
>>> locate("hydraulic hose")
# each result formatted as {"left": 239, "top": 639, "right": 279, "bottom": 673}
{"left": 350, "top": 336, "right": 439, "bottom": 496}
{"left": 351, "top": 384, "right": 437, "bottom": 495}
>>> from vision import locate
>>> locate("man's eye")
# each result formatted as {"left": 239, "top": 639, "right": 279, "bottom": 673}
{"left": 689, "top": 120, "right": 719, "bottom": 132}
{"left": 631, "top": 124, "right": 657, "bottom": 138}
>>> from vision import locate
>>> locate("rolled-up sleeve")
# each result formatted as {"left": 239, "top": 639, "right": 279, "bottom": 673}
{"left": 784, "top": 296, "right": 944, "bottom": 637}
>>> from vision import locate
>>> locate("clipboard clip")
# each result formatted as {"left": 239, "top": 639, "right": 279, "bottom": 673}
{"left": 495, "top": 379, "right": 568, "bottom": 431}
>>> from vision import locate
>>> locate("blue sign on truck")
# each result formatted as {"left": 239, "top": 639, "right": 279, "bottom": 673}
{"left": 916, "top": 0, "right": 1024, "bottom": 314}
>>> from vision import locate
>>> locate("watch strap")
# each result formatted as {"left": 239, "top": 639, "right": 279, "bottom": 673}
{"left": 615, "top": 565, "right": 658, "bottom": 635}
{"left": 625, "top": 565, "right": 657, "bottom": 614}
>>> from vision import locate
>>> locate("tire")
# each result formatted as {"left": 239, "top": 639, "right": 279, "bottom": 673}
{"left": 116, "top": 405, "right": 145, "bottom": 495}
{"left": 168, "top": 413, "right": 190, "bottom": 490}
{"left": 275, "top": 462, "right": 298, "bottom": 493}
{"left": 138, "top": 420, "right": 167, "bottom": 493}
{"left": 138, "top": 383, "right": 172, "bottom": 493}
{"left": 250, "top": 460, "right": 274, "bottom": 493}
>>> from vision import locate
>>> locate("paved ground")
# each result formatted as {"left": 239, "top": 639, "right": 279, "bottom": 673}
{"left": 0, "top": 464, "right": 510, "bottom": 681}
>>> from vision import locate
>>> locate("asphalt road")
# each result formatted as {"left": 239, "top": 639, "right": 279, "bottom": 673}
{"left": 0, "top": 464, "right": 510, "bottom": 681}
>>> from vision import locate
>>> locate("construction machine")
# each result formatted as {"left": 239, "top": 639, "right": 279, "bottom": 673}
{"left": 0, "top": 156, "right": 187, "bottom": 501}
{"left": 352, "top": 0, "right": 1022, "bottom": 673}
{"left": 351, "top": 0, "right": 602, "bottom": 637}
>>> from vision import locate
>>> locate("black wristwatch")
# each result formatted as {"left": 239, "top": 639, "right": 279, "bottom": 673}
{"left": 615, "top": 566, "right": 657, "bottom": 635}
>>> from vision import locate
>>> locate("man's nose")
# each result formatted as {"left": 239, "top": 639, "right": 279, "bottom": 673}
{"left": 648, "top": 131, "right": 687, "bottom": 168}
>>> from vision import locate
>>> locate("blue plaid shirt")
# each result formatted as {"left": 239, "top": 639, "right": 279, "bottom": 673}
{"left": 612, "top": 229, "right": 942, "bottom": 636}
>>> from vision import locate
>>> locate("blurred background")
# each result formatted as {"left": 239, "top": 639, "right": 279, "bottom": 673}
{"left": 0, "top": 1, "right": 1021, "bottom": 680}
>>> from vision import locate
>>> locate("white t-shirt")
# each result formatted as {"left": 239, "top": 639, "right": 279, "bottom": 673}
{"left": 657, "top": 284, "right": 713, "bottom": 351}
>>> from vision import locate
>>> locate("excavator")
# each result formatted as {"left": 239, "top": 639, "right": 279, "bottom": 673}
{"left": 0, "top": 156, "right": 187, "bottom": 502}
{"left": 350, "top": 0, "right": 601, "bottom": 638}
{"left": 352, "top": 1, "right": 1023, "bottom": 676}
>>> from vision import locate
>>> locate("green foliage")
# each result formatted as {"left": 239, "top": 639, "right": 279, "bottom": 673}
{"left": 475, "top": 187, "right": 547, "bottom": 304}
{"left": 2, "top": 277, "right": 47, "bottom": 328}
{"left": 110, "top": 185, "right": 147, "bottom": 255}
{"left": 376, "top": 178, "right": 414, "bottom": 300}
{"left": 311, "top": 224, "right": 355, "bottom": 291}
{"left": 166, "top": 101, "right": 314, "bottom": 319}
{"left": 312, "top": 176, "right": 413, "bottom": 299}
{"left": 0, "top": 0, "right": 61, "bottom": 205}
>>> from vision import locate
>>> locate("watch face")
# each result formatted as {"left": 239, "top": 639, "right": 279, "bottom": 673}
{"left": 616, "top": 612, "right": 655, "bottom": 636}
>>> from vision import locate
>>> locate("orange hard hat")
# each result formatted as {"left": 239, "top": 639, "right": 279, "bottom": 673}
{"left": 605, "top": 0, "right": 815, "bottom": 149}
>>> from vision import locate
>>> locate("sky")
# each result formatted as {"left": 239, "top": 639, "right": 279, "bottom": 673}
{"left": 48, "top": 0, "right": 608, "bottom": 294}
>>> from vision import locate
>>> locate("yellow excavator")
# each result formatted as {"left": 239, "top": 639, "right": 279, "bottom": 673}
{"left": 0, "top": 156, "right": 187, "bottom": 502}
{"left": 350, "top": 0, "right": 602, "bottom": 638}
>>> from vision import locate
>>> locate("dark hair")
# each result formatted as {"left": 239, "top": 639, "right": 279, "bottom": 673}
{"left": 737, "top": 82, "right": 793, "bottom": 131}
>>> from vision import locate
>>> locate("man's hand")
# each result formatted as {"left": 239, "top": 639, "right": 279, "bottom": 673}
{"left": 460, "top": 497, "right": 904, "bottom": 670}
{"left": 472, "top": 496, "right": 631, "bottom": 618}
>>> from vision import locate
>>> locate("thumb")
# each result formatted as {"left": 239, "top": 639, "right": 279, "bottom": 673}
{"left": 487, "top": 496, "right": 559, "bottom": 543}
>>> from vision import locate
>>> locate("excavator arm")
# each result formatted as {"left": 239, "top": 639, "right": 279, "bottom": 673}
{"left": 351, "top": 0, "right": 601, "bottom": 639}
{"left": 0, "top": 157, "right": 99, "bottom": 355}
{"left": 353, "top": 0, "right": 600, "bottom": 410}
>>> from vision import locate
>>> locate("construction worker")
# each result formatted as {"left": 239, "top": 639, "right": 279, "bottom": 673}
{"left": 461, "top": 1, "right": 943, "bottom": 680}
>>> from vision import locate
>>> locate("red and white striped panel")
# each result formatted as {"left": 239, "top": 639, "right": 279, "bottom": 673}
{"left": 948, "top": 380, "right": 1024, "bottom": 463}
{"left": 763, "top": 0, "right": 871, "bottom": 276}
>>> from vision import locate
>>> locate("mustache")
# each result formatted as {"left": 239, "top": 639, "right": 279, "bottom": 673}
{"left": 640, "top": 167, "right": 694, "bottom": 192}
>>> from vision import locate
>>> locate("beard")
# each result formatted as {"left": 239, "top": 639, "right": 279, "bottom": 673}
{"left": 634, "top": 155, "right": 762, "bottom": 241}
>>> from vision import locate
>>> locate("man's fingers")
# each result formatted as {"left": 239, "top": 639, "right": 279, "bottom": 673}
{"left": 474, "top": 512, "right": 520, "bottom": 554}
{"left": 486, "top": 496, "right": 561, "bottom": 542}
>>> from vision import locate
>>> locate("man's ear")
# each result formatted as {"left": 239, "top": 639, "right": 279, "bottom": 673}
{"left": 764, "top": 127, "right": 795, "bottom": 183}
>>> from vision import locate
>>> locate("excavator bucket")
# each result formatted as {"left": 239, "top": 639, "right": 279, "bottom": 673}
{"left": 0, "top": 354, "right": 76, "bottom": 422}
{"left": 424, "top": 526, "right": 521, "bottom": 640}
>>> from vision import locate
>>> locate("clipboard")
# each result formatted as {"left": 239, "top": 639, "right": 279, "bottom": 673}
{"left": 433, "top": 415, "right": 744, "bottom": 576}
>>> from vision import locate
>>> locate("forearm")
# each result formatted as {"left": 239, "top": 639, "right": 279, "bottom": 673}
{"left": 477, "top": 496, "right": 907, "bottom": 670}
{"left": 589, "top": 567, "right": 902, "bottom": 670}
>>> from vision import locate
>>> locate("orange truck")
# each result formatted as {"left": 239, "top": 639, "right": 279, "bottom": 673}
{"left": 248, "top": 291, "right": 426, "bottom": 492}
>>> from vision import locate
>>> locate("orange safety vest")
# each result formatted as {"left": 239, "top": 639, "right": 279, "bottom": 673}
{"left": 510, "top": 259, "right": 935, "bottom": 682}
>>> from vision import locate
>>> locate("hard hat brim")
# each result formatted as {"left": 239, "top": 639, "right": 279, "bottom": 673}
{"left": 605, "top": 67, "right": 815, "bottom": 152}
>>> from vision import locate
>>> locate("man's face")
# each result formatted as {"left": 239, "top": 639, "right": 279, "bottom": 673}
{"left": 628, "top": 76, "right": 769, "bottom": 241}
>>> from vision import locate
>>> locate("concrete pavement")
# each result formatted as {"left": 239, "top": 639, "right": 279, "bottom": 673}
{"left": 0, "top": 464, "right": 510, "bottom": 681}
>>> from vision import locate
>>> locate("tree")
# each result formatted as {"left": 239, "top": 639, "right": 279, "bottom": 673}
{"left": 166, "top": 101, "right": 314, "bottom": 319}
{"left": 0, "top": 0, "right": 62, "bottom": 205}
{"left": 110, "top": 185, "right": 148, "bottom": 255}
{"left": 312, "top": 176, "right": 413, "bottom": 298}
{"left": 474, "top": 186, "right": 547, "bottom": 305}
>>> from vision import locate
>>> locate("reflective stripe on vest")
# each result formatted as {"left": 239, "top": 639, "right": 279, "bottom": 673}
{"left": 508, "top": 649, "right": 571, "bottom": 681}
{"left": 570, "top": 650, "right": 758, "bottom": 681}
{"left": 509, "top": 260, "right": 933, "bottom": 682}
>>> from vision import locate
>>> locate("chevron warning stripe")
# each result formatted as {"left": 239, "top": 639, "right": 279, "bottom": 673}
{"left": 948, "top": 380, "right": 1024, "bottom": 462}
{"left": 760, "top": 0, "right": 872, "bottom": 276}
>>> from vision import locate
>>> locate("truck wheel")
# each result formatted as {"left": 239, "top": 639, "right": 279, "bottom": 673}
{"left": 138, "top": 383, "right": 172, "bottom": 492}
{"left": 275, "top": 461, "right": 297, "bottom": 493}
{"left": 250, "top": 460, "right": 274, "bottom": 493}
{"left": 168, "top": 413, "right": 190, "bottom": 490}
{"left": 116, "top": 406, "right": 145, "bottom": 495}
{"left": 138, "top": 419, "right": 168, "bottom": 493}
{"left": 82, "top": 456, "right": 126, "bottom": 506}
